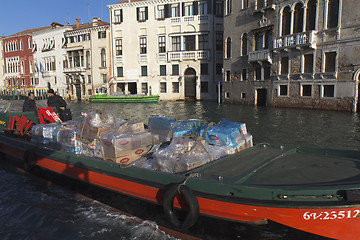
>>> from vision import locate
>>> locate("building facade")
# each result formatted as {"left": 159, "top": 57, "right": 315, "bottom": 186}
{"left": 63, "top": 18, "right": 110, "bottom": 101}
{"left": 0, "top": 37, "right": 4, "bottom": 92}
{"left": 32, "top": 22, "right": 73, "bottom": 98}
{"left": 108, "top": 0, "right": 224, "bottom": 100}
{"left": 223, "top": 0, "right": 360, "bottom": 112}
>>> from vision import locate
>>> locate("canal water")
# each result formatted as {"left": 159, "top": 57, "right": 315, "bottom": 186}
{"left": 0, "top": 99, "right": 359, "bottom": 240}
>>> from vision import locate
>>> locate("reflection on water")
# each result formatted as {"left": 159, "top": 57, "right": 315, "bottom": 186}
{"left": 0, "top": 99, "right": 359, "bottom": 240}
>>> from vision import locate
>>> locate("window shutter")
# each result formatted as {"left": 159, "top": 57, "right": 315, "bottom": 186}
{"left": 193, "top": 1, "right": 198, "bottom": 15}
{"left": 154, "top": 6, "right": 158, "bottom": 19}
{"left": 136, "top": 7, "right": 140, "bottom": 21}
{"left": 182, "top": 2, "right": 185, "bottom": 16}
{"left": 120, "top": 9, "right": 123, "bottom": 22}
{"left": 145, "top": 7, "right": 148, "bottom": 20}
{"left": 165, "top": 4, "right": 171, "bottom": 18}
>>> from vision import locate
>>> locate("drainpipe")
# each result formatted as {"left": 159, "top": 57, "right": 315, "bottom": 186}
{"left": 353, "top": 68, "right": 359, "bottom": 113}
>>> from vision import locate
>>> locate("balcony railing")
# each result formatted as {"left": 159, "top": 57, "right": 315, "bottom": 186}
{"left": 248, "top": 49, "right": 272, "bottom": 63}
{"left": 168, "top": 50, "right": 210, "bottom": 61}
{"left": 170, "top": 15, "right": 208, "bottom": 23}
{"left": 273, "top": 31, "right": 317, "bottom": 50}
{"left": 63, "top": 67, "right": 86, "bottom": 73}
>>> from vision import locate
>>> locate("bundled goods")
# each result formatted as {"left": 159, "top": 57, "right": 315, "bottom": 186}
{"left": 148, "top": 116, "right": 200, "bottom": 142}
{"left": 200, "top": 119, "right": 253, "bottom": 152}
{"left": 31, "top": 123, "right": 63, "bottom": 147}
{"left": 152, "top": 137, "right": 233, "bottom": 173}
{"left": 100, "top": 121, "right": 160, "bottom": 164}
{"left": 80, "top": 111, "right": 118, "bottom": 141}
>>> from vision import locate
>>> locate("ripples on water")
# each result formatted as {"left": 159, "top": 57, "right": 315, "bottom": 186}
{"left": 0, "top": 99, "right": 359, "bottom": 239}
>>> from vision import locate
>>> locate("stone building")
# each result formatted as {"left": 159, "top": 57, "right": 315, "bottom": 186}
{"left": 63, "top": 18, "right": 110, "bottom": 100}
{"left": 0, "top": 37, "right": 4, "bottom": 91}
{"left": 32, "top": 22, "right": 73, "bottom": 98}
{"left": 222, "top": 0, "right": 360, "bottom": 112}
{"left": 108, "top": 0, "right": 224, "bottom": 100}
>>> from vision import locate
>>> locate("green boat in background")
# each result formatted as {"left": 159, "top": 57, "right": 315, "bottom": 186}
{"left": 90, "top": 94, "right": 160, "bottom": 103}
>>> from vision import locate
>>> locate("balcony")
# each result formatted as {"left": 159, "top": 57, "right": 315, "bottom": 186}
{"left": 4, "top": 72, "right": 20, "bottom": 78}
{"left": 63, "top": 67, "right": 86, "bottom": 73}
{"left": 273, "top": 31, "right": 317, "bottom": 51}
{"left": 248, "top": 49, "right": 272, "bottom": 64}
{"left": 168, "top": 50, "right": 210, "bottom": 61}
{"left": 170, "top": 15, "right": 208, "bottom": 24}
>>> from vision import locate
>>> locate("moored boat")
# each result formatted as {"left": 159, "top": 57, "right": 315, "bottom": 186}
{"left": 89, "top": 94, "right": 160, "bottom": 103}
{"left": 0, "top": 111, "right": 359, "bottom": 240}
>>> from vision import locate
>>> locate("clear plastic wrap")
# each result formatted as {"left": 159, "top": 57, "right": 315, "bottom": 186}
{"left": 152, "top": 137, "right": 233, "bottom": 173}
{"left": 148, "top": 116, "right": 200, "bottom": 142}
{"left": 31, "top": 123, "right": 62, "bottom": 145}
{"left": 79, "top": 111, "right": 118, "bottom": 140}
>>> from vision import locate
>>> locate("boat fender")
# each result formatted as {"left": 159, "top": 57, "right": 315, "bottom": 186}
{"left": 23, "top": 151, "right": 36, "bottom": 171}
{"left": 162, "top": 184, "right": 199, "bottom": 229}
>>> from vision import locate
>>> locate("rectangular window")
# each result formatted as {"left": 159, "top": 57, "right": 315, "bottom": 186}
{"left": 172, "top": 36, "right": 181, "bottom": 51}
{"left": 215, "top": 1, "right": 224, "bottom": 17}
{"left": 115, "top": 39, "right": 122, "bottom": 56}
{"left": 242, "top": 69, "right": 247, "bottom": 81}
{"left": 201, "top": 81, "right": 209, "bottom": 93}
{"left": 172, "top": 4, "right": 180, "bottom": 17}
{"left": 255, "top": 67, "right": 262, "bottom": 80}
{"left": 158, "top": 36, "right": 166, "bottom": 53}
{"left": 281, "top": 57, "right": 289, "bottom": 74}
{"left": 172, "top": 64, "right": 179, "bottom": 75}
{"left": 323, "top": 85, "right": 335, "bottom": 97}
{"left": 327, "top": 0, "right": 339, "bottom": 28}
{"left": 242, "top": 0, "right": 249, "bottom": 9}
{"left": 117, "top": 67, "right": 123, "bottom": 77}
{"left": 304, "top": 54, "right": 313, "bottom": 73}
{"left": 198, "top": 35, "right": 209, "bottom": 50}
{"left": 255, "top": 32, "right": 263, "bottom": 51}
{"left": 172, "top": 82, "right": 179, "bottom": 93}
{"left": 264, "top": 66, "right": 271, "bottom": 80}
{"left": 184, "top": 3, "right": 194, "bottom": 16}
{"left": 279, "top": 85, "right": 288, "bottom": 96}
{"left": 140, "top": 37, "right": 147, "bottom": 54}
{"left": 216, "top": 33, "right": 223, "bottom": 51}
{"left": 102, "top": 74, "right": 107, "bottom": 83}
{"left": 137, "top": 7, "right": 148, "bottom": 21}
{"left": 142, "top": 83, "right": 148, "bottom": 94}
{"left": 160, "top": 82, "right": 167, "bottom": 93}
{"left": 241, "top": 92, "right": 246, "bottom": 99}
{"left": 201, "top": 63, "right": 208, "bottom": 75}
{"left": 157, "top": 5, "right": 165, "bottom": 19}
{"left": 216, "top": 64, "right": 223, "bottom": 75}
{"left": 325, "top": 51, "right": 336, "bottom": 72}
{"left": 141, "top": 66, "right": 148, "bottom": 76}
{"left": 98, "top": 31, "right": 106, "bottom": 39}
{"left": 88, "top": 75, "right": 92, "bottom": 84}
{"left": 22, "top": 78, "right": 25, "bottom": 86}
{"left": 226, "top": 70, "right": 231, "bottom": 81}
{"left": 184, "top": 36, "right": 195, "bottom": 51}
{"left": 199, "top": 2, "right": 208, "bottom": 15}
{"left": 114, "top": 9, "right": 123, "bottom": 23}
{"left": 160, "top": 65, "right": 166, "bottom": 76}
{"left": 302, "top": 84, "right": 312, "bottom": 97}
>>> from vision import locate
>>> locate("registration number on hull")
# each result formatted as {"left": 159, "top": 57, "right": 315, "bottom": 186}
{"left": 303, "top": 210, "right": 360, "bottom": 220}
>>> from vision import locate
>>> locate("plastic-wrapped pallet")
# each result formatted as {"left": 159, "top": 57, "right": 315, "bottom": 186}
{"left": 152, "top": 137, "right": 233, "bottom": 173}
{"left": 80, "top": 111, "right": 117, "bottom": 141}
{"left": 200, "top": 119, "right": 253, "bottom": 151}
{"left": 148, "top": 116, "right": 200, "bottom": 142}
{"left": 31, "top": 123, "right": 62, "bottom": 146}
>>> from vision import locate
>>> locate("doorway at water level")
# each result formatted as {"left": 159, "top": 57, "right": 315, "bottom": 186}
{"left": 256, "top": 88, "right": 267, "bottom": 106}
{"left": 184, "top": 68, "right": 197, "bottom": 100}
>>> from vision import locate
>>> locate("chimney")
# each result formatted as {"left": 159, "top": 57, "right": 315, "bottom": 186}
{"left": 93, "top": 17, "right": 98, "bottom": 27}
{"left": 76, "top": 18, "right": 80, "bottom": 28}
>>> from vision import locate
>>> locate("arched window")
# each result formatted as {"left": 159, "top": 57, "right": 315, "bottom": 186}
{"left": 242, "top": 33, "right": 247, "bottom": 56}
{"left": 226, "top": 37, "right": 232, "bottom": 58}
{"left": 306, "top": 0, "right": 317, "bottom": 31}
{"left": 293, "top": 3, "right": 304, "bottom": 33}
{"left": 282, "top": 6, "right": 291, "bottom": 36}
{"left": 101, "top": 49, "right": 106, "bottom": 67}
{"left": 327, "top": 0, "right": 339, "bottom": 28}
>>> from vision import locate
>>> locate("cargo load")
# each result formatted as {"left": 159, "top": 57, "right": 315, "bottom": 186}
{"left": 148, "top": 116, "right": 200, "bottom": 142}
